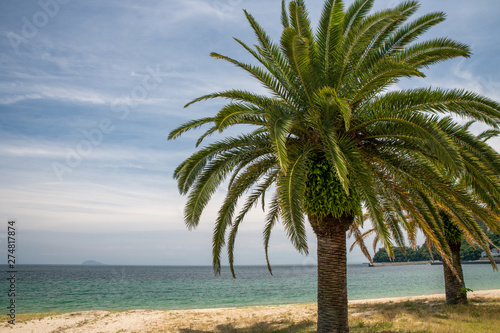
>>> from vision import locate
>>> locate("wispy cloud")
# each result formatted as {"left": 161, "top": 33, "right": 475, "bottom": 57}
{"left": 0, "top": 0, "right": 499, "bottom": 266}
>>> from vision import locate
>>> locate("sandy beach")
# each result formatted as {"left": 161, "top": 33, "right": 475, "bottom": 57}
{"left": 3, "top": 289, "right": 500, "bottom": 333}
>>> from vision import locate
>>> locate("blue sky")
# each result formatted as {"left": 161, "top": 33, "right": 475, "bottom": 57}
{"left": 0, "top": 0, "right": 499, "bottom": 266}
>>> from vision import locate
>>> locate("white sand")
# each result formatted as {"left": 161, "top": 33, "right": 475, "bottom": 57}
{"left": 350, "top": 289, "right": 500, "bottom": 304}
{"left": 3, "top": 289, "right": 499, "bottom": 333}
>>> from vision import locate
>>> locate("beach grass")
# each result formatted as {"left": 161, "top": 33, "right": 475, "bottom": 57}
{"left": 163, "top": 297, "right": 500, "bottom": 332}
{"left": 348, "top": 297, "right": 500, "bottom": 333}
{"left": 130, "top": 296, "right": 500, "bottom": 333}
{"left": 1, "top": 312, "right": 60, "bottom": 323}
{"left": 2, "top": 294, "right": 500, "bottom": 332}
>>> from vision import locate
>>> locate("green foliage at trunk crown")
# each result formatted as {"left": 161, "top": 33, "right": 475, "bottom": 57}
{"left": 304, "top": 152, "right": 360, "bottom": 219}
{"left": 440, "top": 211, "right": 464, "bottom": 246}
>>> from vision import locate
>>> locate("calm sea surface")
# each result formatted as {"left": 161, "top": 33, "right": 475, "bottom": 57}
{"left": 2, "top": 264, "right": 499, "bottom": 313}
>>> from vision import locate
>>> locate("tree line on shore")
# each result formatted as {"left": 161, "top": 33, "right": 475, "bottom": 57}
{"left": 373, "top": 231, "right": 500, "bottom": 263}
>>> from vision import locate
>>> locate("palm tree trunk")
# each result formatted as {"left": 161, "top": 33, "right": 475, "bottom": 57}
{"left": 443, "top": 241, "right": 467, "bottom": 304}
{"left": 310, "top": 214, "right": 353, "bottom": 333}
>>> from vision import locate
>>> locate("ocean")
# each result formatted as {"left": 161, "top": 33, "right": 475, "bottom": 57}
{"left": 2, "top": 264, "right": 499, "bottom": 314}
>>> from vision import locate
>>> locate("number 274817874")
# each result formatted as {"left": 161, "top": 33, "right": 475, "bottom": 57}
{"left": 8, "top": 221, "right": 16, "bottom": 268}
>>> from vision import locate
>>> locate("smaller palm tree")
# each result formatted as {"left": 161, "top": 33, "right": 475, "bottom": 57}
{"left": 440, "top": 211, "right": 469, "bottom": 304}
{"left": 350, "top": 125, "right": 500, "bottom": 304}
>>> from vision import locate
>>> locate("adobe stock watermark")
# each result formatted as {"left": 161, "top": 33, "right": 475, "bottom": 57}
{"left": 51, "top": 64, "right": 167, "bottom": 182}
{"left": 7, "top": 0, "right": 73, "bottom": 52}
{"left": 212, "top": 0, "right": 243, "bottom": 20}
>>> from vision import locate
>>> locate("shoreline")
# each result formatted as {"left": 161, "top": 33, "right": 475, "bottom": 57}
{"left": 3, "top": 289, "right": 500, "bottom": 332}
{"left": 368, "top": 258, "right": 500, "bottom": 266}
{"left": 349, "top": 289, "right": 500, "bottom": 304}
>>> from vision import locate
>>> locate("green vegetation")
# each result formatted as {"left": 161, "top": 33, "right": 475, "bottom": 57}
{"left": 304, "top": 151, "right": 360, "bottom": 220}
{"left": 461, "top": 230, "right": 500, "bottom": 260}
{"left": 0, "top": 312, "right": 63, "bottom": 324}
{"left": 373, "top": 245, "right": 440, "bottom": 262}
{"left": 373, "top": 230, "right": 500, "bottom": 262}
{"left": 460, "top": 243, "right": 483, "bottom": 261}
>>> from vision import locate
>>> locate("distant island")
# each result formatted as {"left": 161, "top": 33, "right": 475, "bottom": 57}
{"left": 81, "top": 260, "right": 104, "bottom": 266}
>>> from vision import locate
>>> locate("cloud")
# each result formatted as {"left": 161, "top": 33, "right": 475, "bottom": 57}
{"left": 0, "top": 0, "right": 499, "bottom": 266}
{"left": 0, "top": 142, "right": 62, "bottom": 158}
{"left": 0, "top": 87, "right": 110, "bottom": 106}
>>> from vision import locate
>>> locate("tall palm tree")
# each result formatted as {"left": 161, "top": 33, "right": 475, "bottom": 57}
{"left": 168, "top": 1, "right": 500, "bottom": 331}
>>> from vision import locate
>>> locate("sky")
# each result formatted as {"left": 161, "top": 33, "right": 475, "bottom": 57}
{"left": 0, "top": 0, "right": 499, "bottom": 267}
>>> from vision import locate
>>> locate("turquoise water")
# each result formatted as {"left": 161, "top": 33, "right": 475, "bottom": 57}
{"left": 2, "top": 264, "right": 499, "bottom": 313}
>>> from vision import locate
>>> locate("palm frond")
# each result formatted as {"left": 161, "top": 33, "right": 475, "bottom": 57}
{"left": 281, "top": 0, "right": 289, "bottom": 28}
{"left": 212, "top": 157, "right": 276, "bottom": 275}
{"left": 316, "top": 0, "right": 344, "bottom": 83}
{"left": 264, "top": 192, "right": 281, "bottom": 275}
{"left": 396, "top": 37, "right": 471, "bottom": 68}
{"left": 227, "top": 173, "right": 277, "bottom": 277}
{"left": 277, "top": 147, "right": 311, "bottom": 254}
{"left": 168, "top": 117, "right": 214, "bottom": 140}
{"left": 379, "top": 11, "right": 445, "bottom": 57}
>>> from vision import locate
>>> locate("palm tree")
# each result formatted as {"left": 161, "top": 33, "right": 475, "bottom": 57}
{"left": 351, "top": 124, "right": 500, "bottom": 305}
{"left": 168, "top": 1, "right": 500, "bottom": 331}
{"left": 440, "top": 211, "right": 469, "bottom": 304}
{"left": 409, "top": 125, "right": 500, "bottom": 305}
{"left": 351, "top": 208, "right": 500, "bottom": 306}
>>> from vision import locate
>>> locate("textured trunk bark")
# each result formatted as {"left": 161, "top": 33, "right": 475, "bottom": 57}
{"left": 443, "top": 241, "right": 467, "bottom": 304}
{"left": 310, "top": 214, "right": 353, "bottom": 333}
